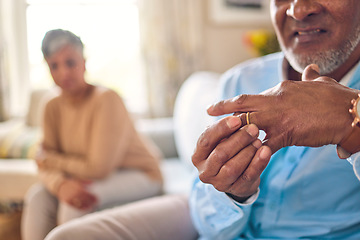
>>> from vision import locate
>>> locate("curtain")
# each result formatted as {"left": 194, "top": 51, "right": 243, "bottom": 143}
{"left": 138, "top": 0, "right": 204, "bottom": 118}
{"left": 0, "top": 36, "right": 8, "bottom": 121}
{"left": 0, "top": 0, "right": 29, "bottom": 120}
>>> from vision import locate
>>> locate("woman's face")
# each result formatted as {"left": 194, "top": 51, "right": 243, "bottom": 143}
{"left": 271, "top": 0, "right": 360, "bottom": 76}
{"left": 45, "top": 44, "right": 87, "bottom": 94}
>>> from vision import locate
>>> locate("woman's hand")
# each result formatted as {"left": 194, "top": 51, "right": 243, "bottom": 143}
{"left": 57, "top": 178, "right": 98, "bottom": 210}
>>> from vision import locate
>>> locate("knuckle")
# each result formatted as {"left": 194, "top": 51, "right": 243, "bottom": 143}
{"left": 279, "top": 79, "right": 292, "bottom": 88}
{"left": 197, "top": 131, "right": 210, "bottom": 148}
{"left": 213, "top": 184, "right": 227, "bottom": 193}
{"left": 212, "top": 147, "right": 230, "bottom": 163}
{"left": 211, "top": 181, "right": 229, "bottom": 192}
{"left": 198, "top": 172, "right": 212, "bottom": 184}
{"left": 212, "top": 100, "right": 225, "bottom": 111}
{"left": 240, "top": 172, "right": 254, "bottom": 183}
{"left": 277, "top": 81, "right": 292, "bottom": 97}
{"left": 191, "top": 154, "right": 199, "bottom": 166}
{"left": 221, "top": 164, "right": 237, "bottom": 177}
{"left": 232, "top": 94, "right": 248, "bottom": 105}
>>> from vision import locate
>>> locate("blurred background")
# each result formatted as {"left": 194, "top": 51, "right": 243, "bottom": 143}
{"left": 0, "top": 1, "right": 281, "bottom": 239}
{"left": 0, "top": 0, "right": 278, "bottom": 121}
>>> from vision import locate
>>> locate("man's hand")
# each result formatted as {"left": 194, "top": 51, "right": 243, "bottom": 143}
{"left": 57, "top": 178, "right": 98, "bottom": 210}
{"left": 207, "top": 64, "right": 359, "bottom": 153}
{"left": 192, "top": 116, "right": 272, "bottom": 200}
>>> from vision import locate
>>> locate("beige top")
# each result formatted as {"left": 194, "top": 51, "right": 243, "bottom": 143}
{"left": 38, "top": 86, "right": 163, "bottom": 194}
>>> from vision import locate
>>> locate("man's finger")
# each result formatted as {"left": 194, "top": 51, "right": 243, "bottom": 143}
{"left": 240, "top": 145, "right": 272, "bottom": 182}
{"left": 228, "top": 145, "right": 272, "bottom": 197}
{"left": 207, "top": 94, "right": 263, "bottom": 116}
{"left": 207, "top": 98, "right": 241, "bottom": 116}
{"left": 214, "top": 138, "right": 262, "bottom": 190}
{"left": 302, "top": 64, "right": 320, "bottom": 81}
{"left": 192, "top": 116, "right": 243, "bottom": 166}
{"left": 199, "top": 124, "right": 260, "bottom": 181}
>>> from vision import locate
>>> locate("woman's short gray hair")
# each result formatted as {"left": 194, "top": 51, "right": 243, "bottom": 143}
{"left": 41, "top": 29, "right": 84, "bottom": 58}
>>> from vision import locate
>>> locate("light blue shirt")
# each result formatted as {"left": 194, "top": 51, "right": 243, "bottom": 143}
{"left": 189, "top": 52, "right": 360, "bottom": 240}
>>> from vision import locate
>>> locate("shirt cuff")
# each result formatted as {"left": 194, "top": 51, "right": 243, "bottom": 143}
{"left": 350, "top": 152, "right": 360, "bottom": 180}
{"left": 226, "top": 188, "right": 260, "bottom": 206}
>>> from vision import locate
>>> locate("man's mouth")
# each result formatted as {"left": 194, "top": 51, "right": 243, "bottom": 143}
{"left": 292, "top": 28, "right": 327, "bottom": 44}
{"left": 294, "top": 29, "right": 326, "bottom": 36}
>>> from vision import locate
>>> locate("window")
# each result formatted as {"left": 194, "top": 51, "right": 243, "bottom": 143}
{"left": 26, "top": 0, "right": 148, "bottom": 116}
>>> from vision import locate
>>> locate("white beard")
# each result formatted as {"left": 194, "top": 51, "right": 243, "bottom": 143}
{"left": 282, "top": 24, "right": 360, "bottom": 75}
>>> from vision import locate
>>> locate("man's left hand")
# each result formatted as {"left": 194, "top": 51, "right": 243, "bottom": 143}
{"left": 207, "top": 64, "right": 359, "bottom": 153}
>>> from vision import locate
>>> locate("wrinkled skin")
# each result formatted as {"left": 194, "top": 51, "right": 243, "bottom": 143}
{"left": 192, "top": 0, "right": 360, "bottom": 200}
{"left": 192, "top": 118, "right": 271, "bottom": 201}
{"left": 273, "top": 0, "right": 360, "bottom": 79}
{"left": 208, "top": 65, "right": 358, "bottom": 153}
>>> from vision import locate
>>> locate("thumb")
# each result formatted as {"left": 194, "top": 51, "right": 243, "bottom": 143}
{"left": 302, "top": 64, "right": 320, "bottom": 81}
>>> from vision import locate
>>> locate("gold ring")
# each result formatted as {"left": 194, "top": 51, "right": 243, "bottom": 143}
{"left": 246, "top": 112, "right": 251, "bottom": 125}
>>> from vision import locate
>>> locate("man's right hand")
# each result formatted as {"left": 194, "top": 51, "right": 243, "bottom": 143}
{"left": 192, "top": 116, "right": 272, "bottom": 201}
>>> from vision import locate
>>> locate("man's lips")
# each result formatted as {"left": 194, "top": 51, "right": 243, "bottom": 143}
{"left": 292, "top": 28, "right": 327, "bottom": 43}
{"left": 294, "top": 28, "right": 326, "bottom": 36}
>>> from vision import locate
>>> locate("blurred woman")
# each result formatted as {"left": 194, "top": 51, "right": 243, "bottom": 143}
{"left": 21, "top": 29, "right": 163, "bottom": 240}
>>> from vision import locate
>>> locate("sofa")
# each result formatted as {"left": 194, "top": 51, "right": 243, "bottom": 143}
{"left": 0, "top": 71, "right": 220, "bottom": 239}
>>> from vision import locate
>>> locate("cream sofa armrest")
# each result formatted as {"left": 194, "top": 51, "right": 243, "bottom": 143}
{"left": 0, "top": 159, "right": 38, "bottom": 200}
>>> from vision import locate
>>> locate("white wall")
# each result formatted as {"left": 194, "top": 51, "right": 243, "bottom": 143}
{"left": 200, "top": 0, "right": 274, "bottom": 74}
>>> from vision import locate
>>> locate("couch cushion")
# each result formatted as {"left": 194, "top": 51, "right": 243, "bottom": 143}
{"left": 0, "top": 159, "right": 38, "bottom": 200}
{"left": 160, "top": 158, "right": 195, "bottom": 194}
{"left": 135, "top": 117, "right": 177, "bottom": 159}
{"left": 0, "top": 158, "right": 192, "bottom": 199}
{"left": 0, "top": 122, "right": 41, "bottom": 159}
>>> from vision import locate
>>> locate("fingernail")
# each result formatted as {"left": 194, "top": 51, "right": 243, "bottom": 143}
{"left": 259, "top": 146, "right": 270, "bottom": 159}
{"left": 310, "top": 64, "right": 320, "bottom": 73}
{"left": 226, "top": 116, "right": 241, "bottom": 129}
{"left": 207, "top": 104, "right": 214, "bottom": 111}
{"left": 246, "top": 124, "right": 258, "bottom": 137}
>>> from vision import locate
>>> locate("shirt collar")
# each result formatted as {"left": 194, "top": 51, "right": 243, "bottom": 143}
{"left": 340, "top": 61, "right": 360, "bottom": 86}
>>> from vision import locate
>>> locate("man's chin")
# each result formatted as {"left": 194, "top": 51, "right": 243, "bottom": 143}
{"left": 285, "top": 55, "right": 307, "bottom": 74}
{"left": 285, "top": 50, "right": 333, "bottom": 75}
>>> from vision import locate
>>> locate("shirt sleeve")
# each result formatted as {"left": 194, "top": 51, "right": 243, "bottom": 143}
{"left": 348, "top": 152, "right": 360, "bottom": 180}
{"left": 36, "top": 99, "right": 66, "bottom": 193}
{"left": 43, "top": 90, "right": 133, "bottom": 179}
{"left": 37, "top": 167, "right": 66, "bottom": 195}
{"left": 189, "top": 177, "right": 254, "bottom": 240}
